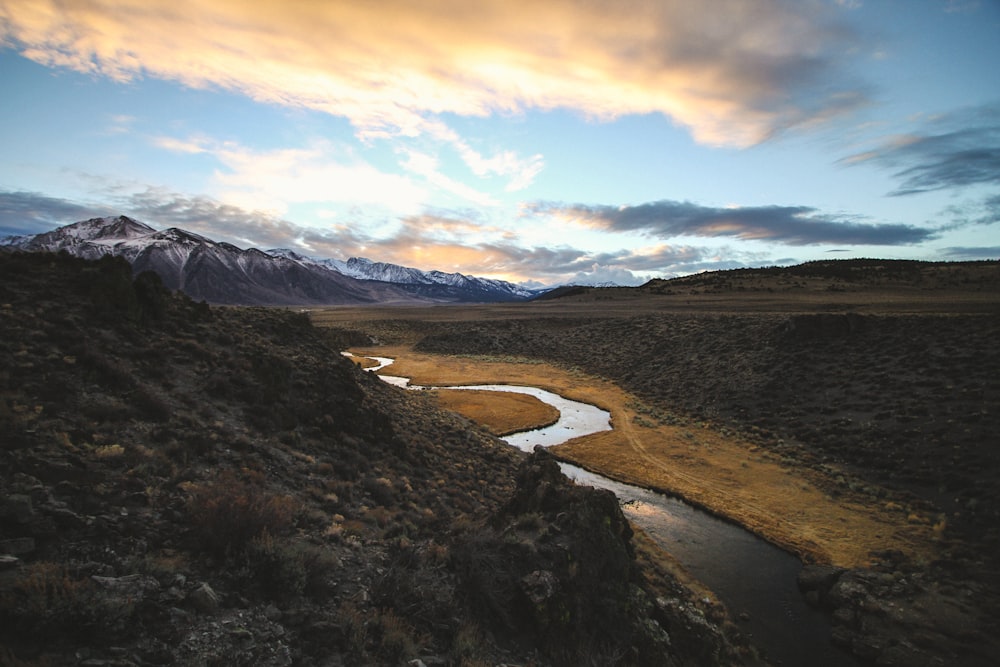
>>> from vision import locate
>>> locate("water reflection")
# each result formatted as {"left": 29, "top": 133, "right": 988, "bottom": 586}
{"left": 346, "top": 352, "right": 856, "bottom": 666}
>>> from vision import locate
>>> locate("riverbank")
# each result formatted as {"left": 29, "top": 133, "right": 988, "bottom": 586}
{"left": 341, "top": 342, "right": 999, "bottom": 665}
{"left": 318, "top": 264, "right": 1000, "bottom": 665}
{"left": 352, "top": 344, "right": 934, "bottom": 569}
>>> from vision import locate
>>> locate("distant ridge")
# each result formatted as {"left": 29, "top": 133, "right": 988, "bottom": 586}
{"left": 1, "top": 216, "right": 543, "bottom": 306}
{"left": 537, "top": 259, "right": 1000, "bottom": 303}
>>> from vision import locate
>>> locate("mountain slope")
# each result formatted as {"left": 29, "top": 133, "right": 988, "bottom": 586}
{"left": 268, "top": 250, "right": 538, "bottom": 301}
{"left": 0, "top": 251, "right": 744, "bottom": 666}
{"left": 2, "top": 217, "right": 538, "bottom": 305}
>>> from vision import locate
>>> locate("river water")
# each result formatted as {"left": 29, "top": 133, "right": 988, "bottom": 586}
{"left": 348, "top": 353, "right": 856, "bottom": 666}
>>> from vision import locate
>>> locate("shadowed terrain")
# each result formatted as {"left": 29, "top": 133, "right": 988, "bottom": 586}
{"left": 0, "top": 252, "right": 752, "bottom": 666}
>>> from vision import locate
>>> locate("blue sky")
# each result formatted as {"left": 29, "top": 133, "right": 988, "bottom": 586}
{"left": 1, "top": 0, "right": 998, "bottom": 286}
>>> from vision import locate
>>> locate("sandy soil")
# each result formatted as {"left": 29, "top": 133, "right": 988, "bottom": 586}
{"left": 350, "top": 344, "right": 937, "bottom": 568}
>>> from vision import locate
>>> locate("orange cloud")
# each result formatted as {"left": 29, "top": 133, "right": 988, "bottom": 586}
{"left": 0, "top": 0, "right": 866, "bottom": 147}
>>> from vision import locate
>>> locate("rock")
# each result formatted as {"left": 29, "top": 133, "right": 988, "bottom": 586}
{"left": 0, "top": 536, "right": 36, "bottom": 555}
{"left": 91, "top": 574, "right": 161, "bottom": 605}
{"left": 414, "top": 657, "right": 446, "bottom": 667}
{"left": 797, "top": 564, "right": 845, "bottom": 608}
{"left": 0, "top": 494, "right": 34, "bottom": 523}
{"left": 521, "top": 569, "right": 559, "bottom": 605}
{"left": 175, "top": 609, "right": 291, "bottom": 667}
{"left": 826, "top": 571, "right": 873, "bottom": 608}
{"left": 187, "top": 582, "right": 221, "bottom": 613}
{"left": 45, "top": 504, "right": 87, "bottom": 529}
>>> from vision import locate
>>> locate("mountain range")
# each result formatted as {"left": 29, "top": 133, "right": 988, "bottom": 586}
{"left": 0, "top": 216, "right": 541, "bottom": 306}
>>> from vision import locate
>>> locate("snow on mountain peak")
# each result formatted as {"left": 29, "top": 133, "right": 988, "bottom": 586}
{"left": 4, "top": 216, "right": 543, "bottom": 303}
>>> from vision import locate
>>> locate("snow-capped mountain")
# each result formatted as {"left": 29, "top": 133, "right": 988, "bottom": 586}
{"left": 267, "top": 250, "right": 537, "bottom": 300}
{"left": 2, "top": 217, "right": 540, "bottom": 305}
{"left": 2, "top": 216, "right": 157, "bottom": 259}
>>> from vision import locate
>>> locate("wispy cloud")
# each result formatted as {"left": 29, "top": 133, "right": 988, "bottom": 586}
{"left": 423, "top": 121, "right": 545, "bottom": 191}
{"left": 0, "top": 0, "right": 869, "bottom": 147}
{"left": 398, "top": 149, "right": 497, "bottom": 207}
{"left": 154, "top": 136, "right": 428, "bottom": 214}
{"left": 939, "top": 247, "right": 1000, "bottom": 260}
{"left": 526, "top": 200, "right": 936, "bottom": 246}
{"left": 842, "top": 105, "right": 1000, "bottom": 196}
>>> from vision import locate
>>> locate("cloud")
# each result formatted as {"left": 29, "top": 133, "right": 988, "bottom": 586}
{"left": 0, "top": 190, "right": 114, "bottom": 236}
{"left": 527, "top": 200, "right": 935, "bottom": 246}
{"left": 117, "top": 188, "right": 721, "bottom": 282}
{"left": 423, "top": 121, "right": 544, "bottom": 191}
{"left": 938, "top": 193, "right": 1000, "bottom": 230}
{"left": 154, "top": 136, "right": 428, "bottom": 214}
{"left": 2, "top": 186, "right": 847, "bottom": 284}
{"left": 939, "top": 247, "right": 1000, "bottom": 260}
{"left": 0, "top": 0, "right": 869, "bottom": 147}
{"left": 842, "top": 105, "right": 1000, "bottom": 196}
{"left": 398, "top": 150, "right": 497, "bottom": 207}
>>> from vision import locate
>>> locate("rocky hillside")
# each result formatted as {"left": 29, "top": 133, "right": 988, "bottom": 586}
{"left": 0, "top": 252, "right": 747, "bottom": 666}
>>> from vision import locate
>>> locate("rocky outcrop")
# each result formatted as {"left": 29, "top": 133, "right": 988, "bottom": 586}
{"left": 449, "top": 449, "right": 744, "bottom": 667}
{"left": 798, "top": 563, "right": 999, "bottom": 666}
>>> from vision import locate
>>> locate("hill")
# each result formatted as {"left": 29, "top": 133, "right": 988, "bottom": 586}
{"left": 0, "top": 252, "right": 747, "bottom": 666}
{"left": 536, "top": 259, "right": 1000, "bottom": 313}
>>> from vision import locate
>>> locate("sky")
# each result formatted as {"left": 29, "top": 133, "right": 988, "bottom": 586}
{"left": 1, "top": 0, "right": 998, "bottom": 287}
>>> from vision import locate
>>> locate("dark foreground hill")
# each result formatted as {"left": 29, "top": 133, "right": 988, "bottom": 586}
{"left": 0, "top": 252, "right": 748, "bottom": 666}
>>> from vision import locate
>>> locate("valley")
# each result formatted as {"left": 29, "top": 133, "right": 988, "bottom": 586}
{"left": 314, "top": 260, "right": 1000, "bottom": 667}
{"left": 2, "top": 252, "right": 997, "bottom": 666}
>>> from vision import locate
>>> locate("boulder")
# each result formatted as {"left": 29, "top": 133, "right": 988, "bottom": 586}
{"left": 187, "top": 582, "right": 221, "bottom": 613}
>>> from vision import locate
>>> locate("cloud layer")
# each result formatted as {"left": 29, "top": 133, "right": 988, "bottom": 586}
{"left": 527, "top": 200, "right": 936, "bottom": 246}
{"left": 0, "top": 188, "right": 733, "bottom": 284}
{"left": 0, "top": 0, "right": 866, "bottom": 147}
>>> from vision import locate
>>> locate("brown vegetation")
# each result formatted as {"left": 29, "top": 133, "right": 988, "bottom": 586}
{"left": 431, "top": 389, "right": 560, "bottom": 436}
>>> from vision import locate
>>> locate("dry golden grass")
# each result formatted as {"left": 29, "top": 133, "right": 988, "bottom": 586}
{"left": 431, "top": 389, "right": 559, "bottom": 436}
{"left": 349, "top": 344, "right": 938, "bottom": 569}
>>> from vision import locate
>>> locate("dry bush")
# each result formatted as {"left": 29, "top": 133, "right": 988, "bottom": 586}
{"left": 371, "top": 608, "right": 425, "bottom": 663}
{"left": 241, "top": 532, "right": 340, "bottom": 601}
{"left": 0, "top": 563, "right": 133, "bottom": 645}
{"left": 187, "top": 470, "right": 297, "bottom": 558}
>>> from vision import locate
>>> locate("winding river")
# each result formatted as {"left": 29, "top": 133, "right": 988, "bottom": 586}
{"left": 349, "top": 353, "right": 856, "bottom": 666}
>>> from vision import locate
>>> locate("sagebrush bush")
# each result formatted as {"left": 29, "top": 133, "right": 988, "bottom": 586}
{"left": 0, "top": 562, "right": 134, "bottom": 645}
{"left": 241, "top": 532, "right": 340, "bottom": 601}
{"left": 187, "top": 470, "right": 297, "bottom": 558}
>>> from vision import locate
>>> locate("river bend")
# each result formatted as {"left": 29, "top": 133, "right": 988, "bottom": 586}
{"left": 346, "top": 352, "right": 855, "bottom": 666}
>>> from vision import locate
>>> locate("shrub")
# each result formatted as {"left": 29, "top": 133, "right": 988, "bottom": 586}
{"left": 132, "top": 270, "right": 169, "bottom": 326}
{"left": 372, "top": 608, "right": 424, "bottom": 663}
{"left": 0, "top": 563, "right": 134, "bottom": 647}
{"left": 88, "top": 255, "right": 137, "bottom": 323}
{"left": 241, "top": 533, "right": 340, "bottom": 601}
{"left": 243, "top": 531, "right": 307, "bottom": 599}
{"left": 187, "top": 471, "right": 297, "bottom": 559}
